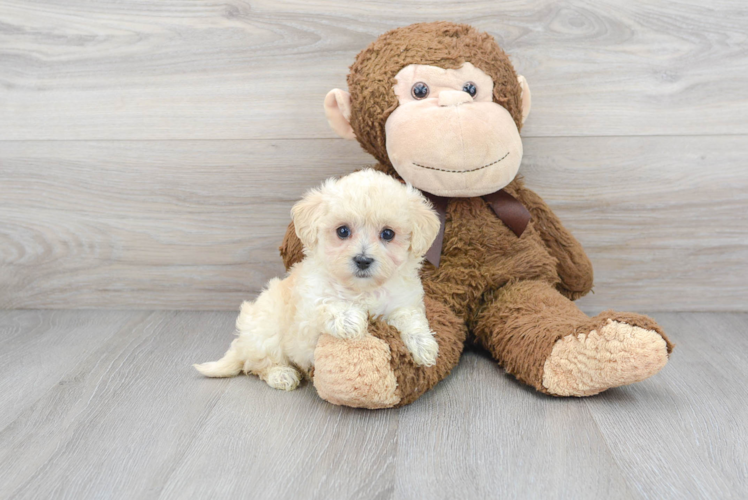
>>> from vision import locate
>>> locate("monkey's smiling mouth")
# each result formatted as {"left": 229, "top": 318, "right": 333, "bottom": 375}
{"left": 412, "top": 151, "right": 509, "bottom": 173}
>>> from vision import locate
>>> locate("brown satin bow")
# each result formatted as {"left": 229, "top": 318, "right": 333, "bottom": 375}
{"left": 422, "top": 190, "right": 531, "bottom": 267}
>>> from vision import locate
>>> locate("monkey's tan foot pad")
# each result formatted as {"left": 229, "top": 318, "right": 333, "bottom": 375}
{"left": 313, "top": 334, "right": 401, "bottom": 409}
{"left": 542, "top": 320, "right": 669, "bottom": 397}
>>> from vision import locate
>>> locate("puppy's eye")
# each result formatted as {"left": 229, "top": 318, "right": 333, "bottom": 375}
{"left": 462, "top": 82, "right": 477, "bottom": 97}
{"left": 411, "top": 82, "right": 429, "bottom": 100}
{"left": 380, "top": 228, "right": 395, "bottom": 242}
{"left": 336, "top": 226, "right": 351, "bottom": 239}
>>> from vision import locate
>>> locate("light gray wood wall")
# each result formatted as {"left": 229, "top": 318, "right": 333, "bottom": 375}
{"left": 1, "top": 0, "right": 747, "bottom": 311}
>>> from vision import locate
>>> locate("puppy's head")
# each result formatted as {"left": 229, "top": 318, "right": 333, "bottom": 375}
{"left": 291, "top": 169, "right": 440, "bottom": 290}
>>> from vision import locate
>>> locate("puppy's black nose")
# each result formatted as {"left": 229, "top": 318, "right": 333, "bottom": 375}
{"left": 353, "top": 255, "right": 374, "bottom": 270}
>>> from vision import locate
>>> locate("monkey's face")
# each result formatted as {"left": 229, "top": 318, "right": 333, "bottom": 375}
{"left": 323, "top": 24, "right": 532, "bottom": 198}
{"left": 384, "top": 63, "right": 524, "bottom": 197}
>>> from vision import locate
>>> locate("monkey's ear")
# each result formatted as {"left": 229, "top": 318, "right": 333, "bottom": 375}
{"left": 324, "top": 89, "right": 356, "bottom": 140}
{"left": 517, "top": 75, "right": 531, "bottom": 125}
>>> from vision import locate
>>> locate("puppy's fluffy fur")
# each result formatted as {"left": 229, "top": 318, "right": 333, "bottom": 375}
{"left": 194, "top": 169, "right": 441, "bottom": 391}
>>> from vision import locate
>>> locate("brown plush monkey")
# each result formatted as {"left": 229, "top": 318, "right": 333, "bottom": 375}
{"left": 280, "top": 22, "right": 673, "bottom": 408}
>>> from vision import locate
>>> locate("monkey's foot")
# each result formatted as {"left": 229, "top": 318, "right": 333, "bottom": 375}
{"left": 313, "top": 334, "right": 401, "bottom": 409}
{"left": 542, "top": 318, "right": 670, "bottom": 397}
{"left": 313, "top": 297, "right": 466, "bottom": 409}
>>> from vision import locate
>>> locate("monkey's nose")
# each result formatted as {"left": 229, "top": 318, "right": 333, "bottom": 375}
{"left": 353, "top": 255, "right": 374, "bottom": 270}
{"left": 438, "top": 90, "right": 473, "bottom": 107}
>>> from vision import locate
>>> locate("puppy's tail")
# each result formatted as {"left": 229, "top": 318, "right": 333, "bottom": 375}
{"left": 194, "top": 346, "right": 243, "bottom": 378}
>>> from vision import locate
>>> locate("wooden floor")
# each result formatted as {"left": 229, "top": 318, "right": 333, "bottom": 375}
{"left": 0, "top": 310, "right": 745, "bottom": 499}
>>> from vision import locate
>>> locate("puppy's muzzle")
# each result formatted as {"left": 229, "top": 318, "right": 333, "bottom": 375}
{"left": 353, "top": 254, "right": 374, "bottom": 271}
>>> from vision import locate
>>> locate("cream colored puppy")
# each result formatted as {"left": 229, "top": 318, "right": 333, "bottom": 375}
{"left": 194, "top": 169, "right": 441, "bottom": 391}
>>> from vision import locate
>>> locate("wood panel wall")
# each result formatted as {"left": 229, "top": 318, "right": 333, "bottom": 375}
{"left": 1, "top": 0, "right": 747, "bottom": 311}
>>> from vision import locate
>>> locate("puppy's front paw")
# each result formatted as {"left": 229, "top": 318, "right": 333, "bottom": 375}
{"left": 402, "top": 332, "right": 439, "bottom": 367}
{"left": 327, "top": 307, "right": 368, "bottom": 339}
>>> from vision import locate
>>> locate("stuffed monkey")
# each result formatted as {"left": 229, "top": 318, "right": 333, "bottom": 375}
{"left": 280, "top": 22, "right": 673, "bottom": 408}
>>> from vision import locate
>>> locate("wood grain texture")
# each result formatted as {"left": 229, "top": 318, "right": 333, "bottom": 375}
{"left": 0, "top": 309, "right": 146, "bottom": 430}
{"left": 159, "top": 369, "right": 396, "bottom": 499}
{"left": 393, "top": 352, "right": 634, "bottom": 499}
{"left": 584, "top": 312, "right": 748, "bottom": 499}
{"left": 1, "top": 0, "right": 747, "bottom": 311}
{"left": 0, "top": 310, "right": 746, "bottom": 499}
{"left": 1, "top": 136, "right": 746, "bottom": 311}
{"left": 0, "top": 311, "right": 234, "bottom": 499}
{"left": 0, "top": 0, "right": 747, "bottom": 140}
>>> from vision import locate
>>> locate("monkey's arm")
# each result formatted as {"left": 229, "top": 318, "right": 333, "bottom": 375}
{"left": 512, "top": 182, "right": 594, "bottom": 300}
{"left": 279, "top": 221, "right": 305, "bottom": 270}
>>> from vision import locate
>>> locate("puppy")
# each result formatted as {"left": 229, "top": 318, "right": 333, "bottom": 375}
{"left": 194, "top": 169, "right": 442, "bottom": 391}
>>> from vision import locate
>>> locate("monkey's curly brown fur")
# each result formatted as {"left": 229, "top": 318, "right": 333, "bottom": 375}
{"left": 348, "top": 22, "right": 524, "bottom": 166}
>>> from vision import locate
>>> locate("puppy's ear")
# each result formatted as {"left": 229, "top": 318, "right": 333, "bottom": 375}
{"left": 406, "top": 187, "right": 441, "bottom": 257}
{"left": 291, "top": 182, "right": 330, "bottom": 249}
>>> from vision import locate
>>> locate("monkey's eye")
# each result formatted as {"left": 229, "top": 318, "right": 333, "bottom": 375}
{"left": 380, "top": 228, "right": 395, "bottom": 242}
{"left": 462, "top": 82, "right": 477, "bottom": 98}
{"left": 336, "top": 226, "right": 351, "bottom": 239}
{"left": 411, "top": 82, "right": 430, "bottom": 100}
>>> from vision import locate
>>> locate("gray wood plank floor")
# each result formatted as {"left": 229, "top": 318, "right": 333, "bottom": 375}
{"left": 0, "top": 310, "right": 745, "bottom": 499}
